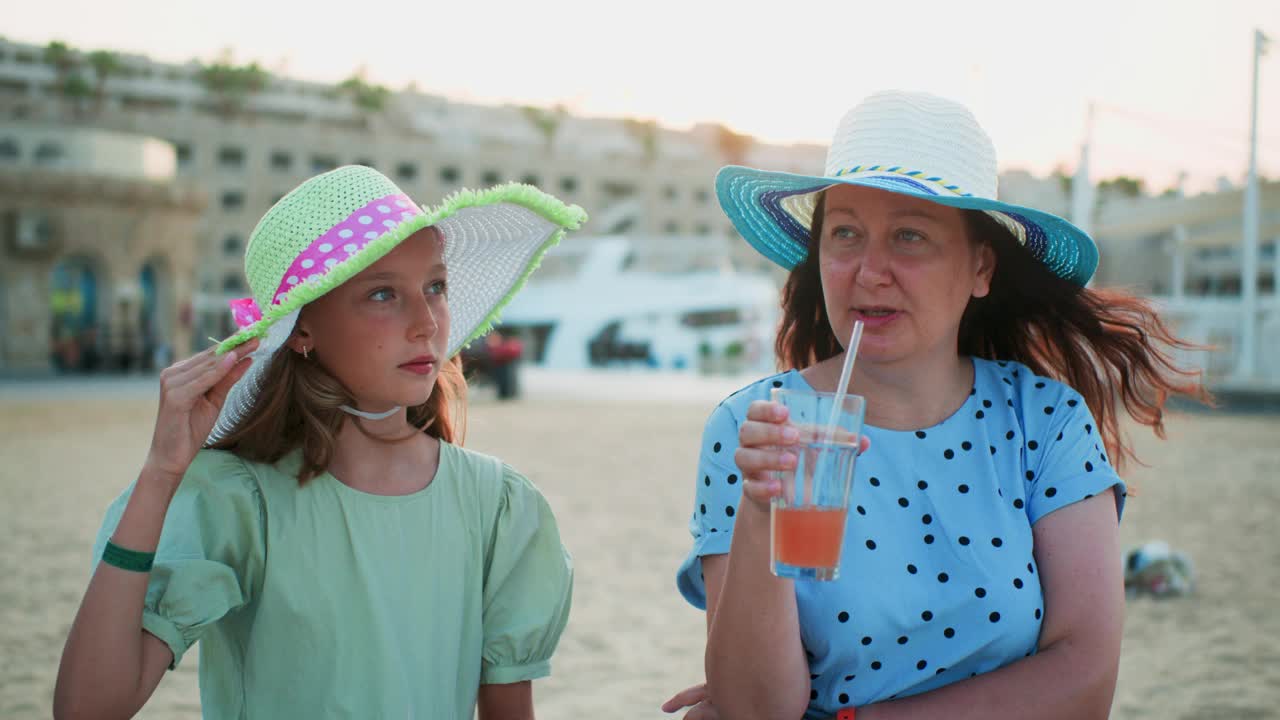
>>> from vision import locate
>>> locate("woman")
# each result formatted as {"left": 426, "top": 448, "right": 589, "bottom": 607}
{"left": 666, "top": 91, "right": 1207, "bottom": 719}
{"left": 56, "top": 166, "right": 585, "bottom": 719}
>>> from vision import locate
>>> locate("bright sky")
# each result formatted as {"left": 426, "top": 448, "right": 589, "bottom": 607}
{"left": 7, "top": 0, "right": 1278, "bottom": 194}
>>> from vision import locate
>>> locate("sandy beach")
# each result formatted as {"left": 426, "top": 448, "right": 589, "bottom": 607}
{"left": 2, "top": 370, "right": 1278, "bottom": 719}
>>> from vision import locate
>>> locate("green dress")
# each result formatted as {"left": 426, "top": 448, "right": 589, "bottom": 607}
{"left": 91, "top": 442, "right": 573, "bottom": 719}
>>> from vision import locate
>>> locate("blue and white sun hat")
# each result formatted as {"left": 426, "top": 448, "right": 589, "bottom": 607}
{"left": 716, "top": 90, "right": 1098, "bottom": 286}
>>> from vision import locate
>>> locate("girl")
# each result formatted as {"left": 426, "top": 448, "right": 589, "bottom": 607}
{"left": 55, "top": 165, "right": 585, "bottom": 719}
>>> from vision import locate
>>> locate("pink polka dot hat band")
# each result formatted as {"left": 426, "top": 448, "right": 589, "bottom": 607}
{"left": 227, "top": 191, "right": 422, "bottom": 330}
{"left": 270, "top": 193, "right": 421, "bottom": 308}
{"left": 206, "top": 165, "right": 587, "bottom": 445}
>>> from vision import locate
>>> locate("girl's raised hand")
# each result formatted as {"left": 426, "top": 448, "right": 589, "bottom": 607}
{"left": 143, "top": 339, "right": 259, "bottom": 484}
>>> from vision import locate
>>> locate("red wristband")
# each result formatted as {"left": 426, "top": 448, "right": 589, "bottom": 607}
{"left": 837, "top": 708, "right": 856, "bottom": 720}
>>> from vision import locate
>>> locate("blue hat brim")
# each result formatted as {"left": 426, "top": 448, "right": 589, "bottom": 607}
{"left": 715, "top": 165, "right": 1098, "bottom": 286}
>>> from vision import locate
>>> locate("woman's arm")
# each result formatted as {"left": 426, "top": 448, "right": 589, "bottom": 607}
{"left": 857, "top": 490, "right": 1124, "bottom": 720}
{"left": 478, "top": 681, "right": 534, "bottom": 720}
{"left": 702, "top": 401, "right": 813, "bottom": 720}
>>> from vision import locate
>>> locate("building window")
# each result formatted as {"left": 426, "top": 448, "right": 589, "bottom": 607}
{"left": 601, "top": 180, "right": 636, "bottom": 199}
{"left": 270, "top": 150, "right": 293, "bottom": 171}
{"left": 311, "top": 155, "right": 338, "bottom": 173}
{"left": 481, "top": 170, "right": 501, "bottom": 185}
{"left": 0, "top": 138, "right": 17, "bottom": 162}
{"left": 221, "top": 191, "right": 245, "bottom": 211}
{"left": 559, "top": 176, "right": 578, "bottom": 194}
{"left": 34, "top": 142, "right": 64, "bottom": 165}
{"left": 218, "top": 146, "right": 246, "bottom": 170}
{"left": 520, "top": 173, "right": 540, "bottom": 187}
{"left": 663, "top": 220, "right": 679, "bottom": 234}
{"left": 695, "top": 223, "right": 711, "bottom": 235}
{"left": 223, "top": 234, "right": 243, "bottom": 256}
{"left": 397, "top": 162, "right": 418, "bottom": 182}
{"left": 223, "top": 274, "right": 245, "bottom": 293}
{"left": 663, "top": 185, "right": 677, "bottom": 200}
{"left": 694, "top": 188, "right": 709, "bottom": 204}
{"left": 440, "top": 166, "right": 460, "bottom": 183}
{"left": 172, "top": 141, "right": 193, "bottom": 169}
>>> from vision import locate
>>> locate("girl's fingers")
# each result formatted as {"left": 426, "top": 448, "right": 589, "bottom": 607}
{"left": 205, "top": 355, "right": 254, "bottom": 409}
{"left": 167, "top": 344, "right": 223, "bottom": 375}
{"left": 174, "top": 341, "right": 259, "bottom": 405}
{"left": 163, "top": 353, "right": 223, "bottom": 395}
{"left": 165, "top": 336, "right": 258, "bottom": 393}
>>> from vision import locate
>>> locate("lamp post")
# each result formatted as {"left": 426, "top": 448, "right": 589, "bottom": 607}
{"left": 1237, "top": 28, "right": 1270, "bottom": 379}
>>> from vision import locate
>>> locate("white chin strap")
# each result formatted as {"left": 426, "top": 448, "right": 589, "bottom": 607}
{"left": 339, "top": 405, "right": 402, "bottom": 420}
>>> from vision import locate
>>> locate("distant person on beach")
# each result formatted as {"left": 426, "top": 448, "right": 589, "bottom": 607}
{"left": 664, "top": 91, "right": 1209, "bottom": 720}
{"left": 55, "top": 167, "right": 585, "bottom": 719}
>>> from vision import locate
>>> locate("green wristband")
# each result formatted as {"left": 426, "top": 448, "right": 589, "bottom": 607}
{"left": 102, "top": 540, "right": 156, "bottom": 573}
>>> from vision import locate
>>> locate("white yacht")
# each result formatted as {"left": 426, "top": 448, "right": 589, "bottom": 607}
{"left": 498, "top": 234, "right": 781, "bottom": 374}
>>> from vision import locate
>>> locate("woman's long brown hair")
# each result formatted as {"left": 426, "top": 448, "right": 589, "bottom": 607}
{"left": 209, "top": 349, "right": 467, "bottom": 483}
{"left": 776, "top": 192, "right": 1212, "bottom": 472}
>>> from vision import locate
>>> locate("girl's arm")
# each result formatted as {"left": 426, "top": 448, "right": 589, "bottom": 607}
{"left": 54, "top": 467, "right": 180, "bottom": 720}
{"left": 54, "top": 342, "right": 257, "bottom": 720}
{"left": 478, "top": 681, "right": 534, "bottom": 720}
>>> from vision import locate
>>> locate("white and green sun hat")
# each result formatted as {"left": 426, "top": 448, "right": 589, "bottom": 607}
{"left": 207, "top": 164, "right": 586, "bottom": 444}
{"left": 716, "top": 90, "right": 1099, "bottom": 286}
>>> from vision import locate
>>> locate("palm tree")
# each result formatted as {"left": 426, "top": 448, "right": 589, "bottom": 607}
{"left": 86, "top": 50, "right": 120, "bottom": 114}
{"left": 62, "top": 73, "right": 92, "bottom": 100}
{"left": 521, "top": 105, "right": 566, "bottom": 153}
{"left": 713, "top": 123, "right": 753, "bottom": 166}
{"left": 43, "top": 42, "right": 93, "bottom": 115}
{"left": 623, "top": 118, "right": 660, "bottom": 165}
{"left": 43, "top": 41, "right": 77, "bottom": 79}
{"left": 198, "top": 60, "right": 269, "bottom": 119}
{"left": 339, "top": 70, "right": 391, "bottom": 129}
{"left": 1098, "top": 176, "right": 1144, "bottom": 198}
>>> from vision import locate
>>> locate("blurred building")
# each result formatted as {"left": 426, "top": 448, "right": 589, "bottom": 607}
{"left": 5, "top": 37, "right": 1272, "bottom": 380}
{"left": 1000, "top": 170, "right": 1280, "bottom": 297}
{"left": 0, "top": 123, "right": 204, "bottom": 374}
{"left": 0, "top": 37, "right": 824, "bottom": 365}
{"left": 1001, "top": 170, "right": 1280, "bottom": 383}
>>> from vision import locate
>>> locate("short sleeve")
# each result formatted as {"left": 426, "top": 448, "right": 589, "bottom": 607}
{"left": 676, "top": 401, "right": 747, "bottom": 610}
{"left": 90, "top": 449, "right": 267, "bottom": 669}
{"left": 480, "top": 465, "right": 573, "bottom": 685}
{"left": 1024, "top": 389, "right": 1126, "bottom": 525}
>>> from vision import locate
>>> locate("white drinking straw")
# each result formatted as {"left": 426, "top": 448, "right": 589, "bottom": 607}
{"left": 804, "top": 321, "right": 864, "bottom": 507}
{"left": 824, "top": 320, "right": 865, "bottom": 443}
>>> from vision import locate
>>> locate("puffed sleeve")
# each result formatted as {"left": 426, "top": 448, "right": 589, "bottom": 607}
{"left": 90, "top": 449, "right": 267, "bottom": 669}
{"left": 676, "top": 401, "right": 746, "bottom": 610}
{"left": 479, "top": 465, "right": 573, "bottom": 685}
{"left": 1024, "top": 387, "right": 1127, "bottom": 525}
